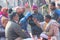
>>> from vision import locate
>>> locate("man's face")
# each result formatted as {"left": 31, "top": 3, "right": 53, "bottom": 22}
{"left": 50, "top": 4, "right": 55, "bottom": 10}
{"left": 13, "top": 14, "right": 19, "bottom": 21}
{"left": 44, "top": 17, "right": 50, "bottom": 23}
{"left": 16, "top": 8, "right": 22, "bottom": 14}
{"left": 22, "top": 8, "right": 25, "bottom": 13}
{"left": 33, "top": 9, "right": 38, "bottom": 13}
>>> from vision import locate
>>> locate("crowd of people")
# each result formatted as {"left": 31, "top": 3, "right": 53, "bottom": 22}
{"left": 0, "top": 2, "right": 60, "bottom": 40}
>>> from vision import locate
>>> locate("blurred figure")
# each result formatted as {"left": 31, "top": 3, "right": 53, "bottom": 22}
{"left": 1, "top": 16, "right": 8, "bottom": 28}
{"left": 0, "top": 7, "right": 8, "bottom": 40}
{"left": 29, "top": 5, "right": 44, "bottom": 39}
{"left": 0, "top": 6, "right": 2, "bottom": 11}
{"left": 50, "top": 2, "right": 59, "bottom": 20}
{"left": 33, "top": 15, "right": 59, "bottom": 40}
{"left": 19, "top": 12, "right": 32, "bottom": 36}
{"left": 16, "top": 7, "right": 24, "bottom": 21}
{"left": 55, "top": 10, "right": 60, "bottom": 24}
{"left": 57, "top": 3, "right": 60, "bottom": 40}
{"left": 0, "top": 16, "right": 8, "bottom": 40}
{"left": 25, "top": 3, "right": 31, "bottom": 15}
{"left": 57, "top": 3, "right": 60, "bottom": 9}
{"left": 5, "top": 12, "right": 30, "bottom": 40}
{"left": 57, "top": 3, "right": 60, "bottom": 24}
{"left": 21, "top": 7, "right": 25, "bottom": 14}
{"left": 0, "top": 7, "right": 8, "bottom": 18}
{"left": 8, "top": 8, "right": 13, "bottom": 14}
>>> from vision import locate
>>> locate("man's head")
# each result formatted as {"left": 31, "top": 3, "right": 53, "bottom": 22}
{"left": 32, "top": 5, "right": 38, "bottom": 13}
{"left": 16, "top": 7, "right": 25, "bottom": 15}
{"left": 50, "top": 2, "right": 56, "bottom": 10}
{"left": 44, "top": 15, "right": 51, "bottom": 23}
{"left": 1, "top": 7, "right": 8, "bottom": 13}
{"left": 16, "top": 7, "right": 22, "bottom": 14}
{"left": 10, "top": 12, "right": 19, "bottom": 22}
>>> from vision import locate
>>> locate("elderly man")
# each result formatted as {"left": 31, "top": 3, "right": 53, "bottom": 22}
{"left": 16, "top": 7, "right": 25, "bottom": 21}
{"left": 5, "top": 12, "right": 30, "bottom": 40}
{"left": 33, "top": 15, "right": 59, "bottom": 40}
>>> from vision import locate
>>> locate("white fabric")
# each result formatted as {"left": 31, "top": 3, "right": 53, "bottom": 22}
{"left": 51, "top": 36, "right": 57, "bottom": 40}
{"left": 40, "top": 19, "right": 57, "bottom": 30}
{"left": 40, "top": 32, "right": 48, "bottom": 39}
{"left": 40, "top": 19, "right": 57, "bottom": 39}
{"left": 23, "top": 38, "right": 32, "bottom": 40}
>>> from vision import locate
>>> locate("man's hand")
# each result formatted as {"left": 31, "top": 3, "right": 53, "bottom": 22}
{"left": 32, "top": 17, "right": 38, "bottom": 23}
{"left": 32, "top": 17, "right": 41, "bottom": 27}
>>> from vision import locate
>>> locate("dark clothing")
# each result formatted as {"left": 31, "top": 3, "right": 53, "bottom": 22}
{"left": 43, "top": 38, "right": 48, "bottom": 40}
{"left": 18, "top": 14, "right": 24, "bottom": 21}
{"left": 29, "top": 13, "right": 44, "bottom": 36}
{"left": 5, "top": 21, "right": 30, "bottom": 40}
{"left": 0, "top": 26, "right": 5, "bottom": 37}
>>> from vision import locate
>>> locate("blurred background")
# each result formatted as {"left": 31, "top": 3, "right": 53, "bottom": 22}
{"left": 0, "top": 0, "right": 60, "bottom": 15}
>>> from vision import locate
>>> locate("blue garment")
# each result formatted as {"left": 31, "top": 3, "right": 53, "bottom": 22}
{"left": 20, "top": 11, "right": 32, "bottom": 31}
{"left": 55, "top": 9, "right": 60, "bottom": 16}
{"left": 25, "top": 12, "right": 32, "bottom": 19}
{"left": 20, "top": 17, "right": 28, "bottom": 31}
{"left": 55, "top": 9, "right": 60, "bottom": 23}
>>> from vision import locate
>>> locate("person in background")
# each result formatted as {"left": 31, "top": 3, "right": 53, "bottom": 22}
{"left": 25, "top": 3, "right": 31, "bottom": 13}
{"left": 29, "top": 5, "right": 44, "bottom": 39}
{"left": 57, "top": 3, "right": 60, "bottom": 40}
{"left": 33, "top": 15, "right": 59, "bottom": 40}
{"left": 5, "top": 12, "right": 30, "bottom": 40}
{"left": 57, "top": 3, "right": 60, "bottom": 24}
{"left": 0, "top": 7, "right": 8, "bottom": 18}
{"left": 0, "top": 7, "right": 8, "bottom": 40}
{"left": 16, "top": 7, "right": 24, "bottom": 21}
{"left": 0, "top": 6, "right": 2, "bottom": 11}
{"left": 8, "top": 8, "right": 13, "bottom": 14}
{"left": 49, "top": 2, "right": 59, "bottom": 20}
{"left": 57, "top": 3, "right": 60, "bottom": 9}
{"left": 0, "top": 16, "right": 8, "bottom": 40}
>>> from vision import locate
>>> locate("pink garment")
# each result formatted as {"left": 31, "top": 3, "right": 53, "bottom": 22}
{"left": 0, "top": 11, "right": 8, "bottom": 17}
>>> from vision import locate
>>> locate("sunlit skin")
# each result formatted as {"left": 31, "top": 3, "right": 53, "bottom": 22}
{"left": 1, "top": 17, "right": 8, "bottom": 28}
